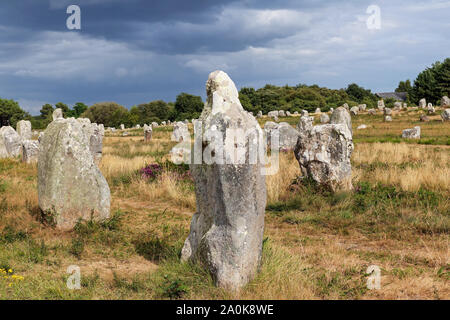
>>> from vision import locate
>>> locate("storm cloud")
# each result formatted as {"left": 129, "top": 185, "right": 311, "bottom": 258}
{"left": 0, "top": 0, "right": 448, "bottom": 114}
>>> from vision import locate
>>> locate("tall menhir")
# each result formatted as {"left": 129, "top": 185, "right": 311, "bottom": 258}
{"left": 181, "top": 70, "right": 267, "bottom": 291}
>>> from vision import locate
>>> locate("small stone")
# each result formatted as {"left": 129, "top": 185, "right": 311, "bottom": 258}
{"left": 320, "top": 113, "right": 330, "bottom": 123}
{"left": 419, "top": 98, "right": 426, "bottom": 109}
{"left": 402, "top": 126, "right": 420, "bottom": 139}
{"left": 350, "top": 107, "right": 359, "bottom": 116}
{"left": 441, "top": 109, "right": 450, "bottom": 121}
{"left": 52, "top": 108, "right": 63, "bottom": 121}
{"left": 143, "top": 124, "right": 152, "bottom": 142}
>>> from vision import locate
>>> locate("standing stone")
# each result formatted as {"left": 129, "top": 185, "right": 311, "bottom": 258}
{"left": 402, "top": 126, "right": 420, "bottom": 139}
{"left": 22, "top": 140, "right": 39, "bottom": 164}
{"left": 172, "top": 122, "right": 189, "bottom": 142}
{"left": 181, "top": 70, "right": 266, "bottom": 291}
{"left": 144, "top": 124, "right": 153, "bottom": 142}
{"left": 377, "top": 100, "right": 385, "bottom": 110}
{"left": 441, "top": 96, "right": 450, "bottom": 107}
{"left": 257, "top": 111, "right": 263, "bottom": 118}
{"left": 38, "top": 118, "right": 110, "bottom": 230}
{"left": 441, "top": 109, "right": 450, "bottom": 121}
{"left": 278, "top": 110, "right": 286, "bottom": 117}
{"left": 320, "top": 113, "right": 330, "bottom": 124}
{"left": 90, "top": 123, "right": 104, "bottom": 164}
{"left": 264, "top": 122, "right": 299, "bottom": 150}
{"left": 297, "top": 115, "right": 314, "bottom": 134}
{"left": 293, "top": 111, "right": 299, "bottom": 115}
{"left": 120, "top": 124, "right": 125, "bottom": 130}
{"left": 294, "top": 122, "right": 354, "bottom": 192}
{"left": 403, "top": 103, "right": 407, "bottom": 109}
{"left": 0, "top": 126, "right": 22, "bottom": 158}
{"left": 16, "top": 120, "right": 32, "bottom": 140}
{"left": 268, "top": 111, "right": 278, "bottom": 119}
{"left": 315, "top": 108, "right": 321, "bottom": 114}
{"left": 427, "top": 106, "right": 436, "bottom": 114}
{"left": 350, "top": 106, "right": 359, "bottom": 116}
{"left": 151, "top": 122, "right": 158, "bottom": 128}
{"left": 358, "top": 104, "right": 367, "bottom": 112}
{"left": 301, "top": 110, "right": 309, "bottom": 117}
{"left": 161, "top": 121, "right": 166, "bottom": 126}
{"left": 419, "top": 99, "right": 426, "bottom": 108}
{"left": 368, "top": 109, "right": 376, "bottom": 115}
{"left": 52, "top": 108, "right": 63, "bottom": 121}
{"left": 286, "top": 111, "right": 292, "bottom": 117}
{"left": 384, "top": 115, "right": 392, "bottom": 122}
{"left": 394, "top": 102, "right": 402, "bottom": 110}
{"left": 329, "top": 108, "right": 334, "bottom": 113}
{"left": 384, "top": 108, "right": 392, "bottom": 115}
{"left": 330, "top": 107, "right": 352, "bottom": 134}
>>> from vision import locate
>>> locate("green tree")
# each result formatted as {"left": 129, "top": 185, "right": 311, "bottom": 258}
{"left": 345, "top": 83, "right": 375, "bottom": 102}
{"left": 0, "top": 98, "right": 26, "bottom": 127}
{"left": 55, "top": 102, "right": 70, "bottom": 117}
{"left": 137, "top": 100, "right": 170, "bottom": 123}
{"left": 72, "top": 102, "right": 88, "bottom": 118}
{"left": 40, "top": 104, "right": 54, "bottom": 118}
{"left": 174, "top": 93, "right": 203, "bottom": 120}
{"left": 82, "top": 102, "right": 129, "bottom": 127}
{"left": 411, "top": 58, "right": 450, "bottom": 104}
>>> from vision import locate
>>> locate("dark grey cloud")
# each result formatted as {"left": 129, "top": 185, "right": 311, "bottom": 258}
{"left": 0, "top": 0, "right": 449, "bottom": 115}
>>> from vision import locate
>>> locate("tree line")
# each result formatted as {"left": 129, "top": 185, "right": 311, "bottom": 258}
{"left": 396, "top": 58, "right": 449, "bottom": 104}
{"left": 1, "top": 57, "right": 448, "bottom": 129}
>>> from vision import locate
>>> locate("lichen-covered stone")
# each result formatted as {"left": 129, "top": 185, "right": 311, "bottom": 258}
{"left": 419, "top": 99, "right": 426, "bottom": 108}
{"left": 330, "top": 107, "right": 352, "bottom": 134}
{"left": 264, "top": 121, "right": 299, "bottom": 150}
{"left": 441, "top": 96, "right": 450, "bottom": 107}
{"left": 294, "top": 123, "right": 354, "bottom": 192}
{"left": 22, "top": 140, "right": 39, "bottom": 164}
{"left": 320, "top": 113, "right": 330, "bottom": 124}
{"left": 350, "top": 107, "right": 359, "bottom": 116}
{"left": 0, "top": 126, "right": 22, "bottom": 158}
{"left": 143, "top": 124, "right": 153, "bottom": 142}
{"left": 172, "top": 122, "right": 190, "bottom": 142}
{"left": 181, "top": 70, "right": 266, "bottom": 291}
{"left": 16, "top": 120, "right": 32, "bottom": 140}
{"left": 52, "top": 108, "right": 63, "bottom": 121}
{"left": 38, "top": 118, "right": 110, "bottom": 230}
{"left": 402, "top": 126, "right": 421, "bottom": 139}
{"left": 441, "top": 109, "right": 450, "bottom": 121}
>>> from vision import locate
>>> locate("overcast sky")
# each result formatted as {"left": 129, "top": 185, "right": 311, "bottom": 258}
{"left": 0, "top": 0, "right": 449, "bottom": 115}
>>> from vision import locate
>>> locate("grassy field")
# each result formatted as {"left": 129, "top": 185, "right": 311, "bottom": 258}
{"left": 0, "top": 108, "right": 449, "bottom": 300}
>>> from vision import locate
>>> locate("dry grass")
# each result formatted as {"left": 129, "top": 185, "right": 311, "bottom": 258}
{"left": 353, "top": 143, "right": 450, "bottom": 192}
{"left": 0, "top": 110, "right": 449, "bottom": 300}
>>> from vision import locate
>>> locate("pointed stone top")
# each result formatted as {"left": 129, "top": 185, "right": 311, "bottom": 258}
{"left": 205, "top": 70, "right": 242, "bottom": 115}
